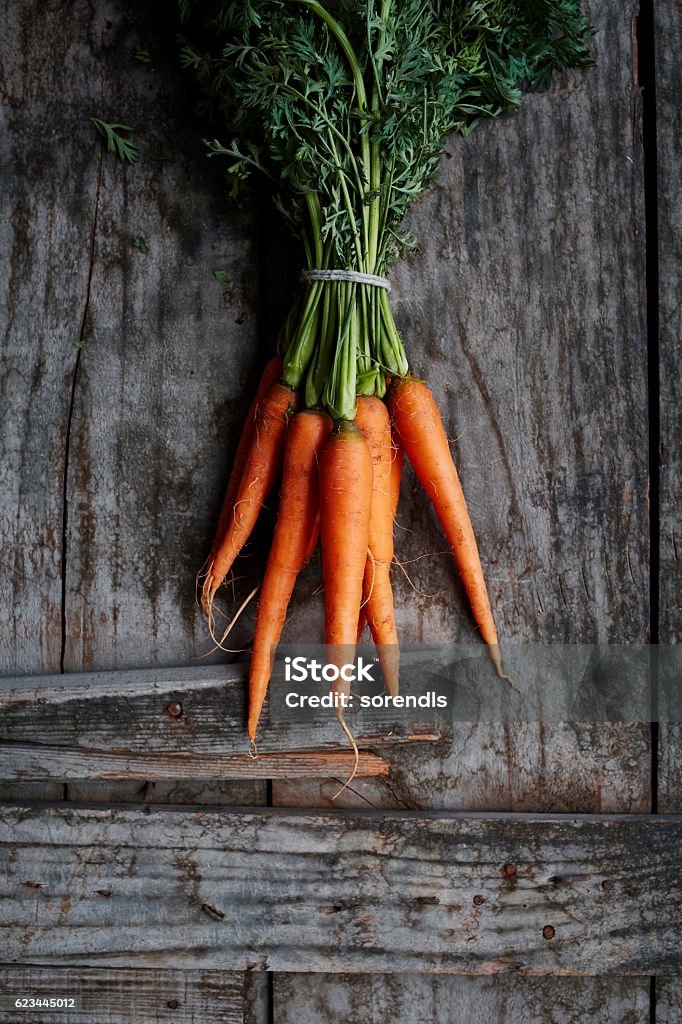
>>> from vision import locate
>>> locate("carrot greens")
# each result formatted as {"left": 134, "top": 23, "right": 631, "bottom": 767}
{"left": 180, "top": 0, "right": 592, "bottom": 419}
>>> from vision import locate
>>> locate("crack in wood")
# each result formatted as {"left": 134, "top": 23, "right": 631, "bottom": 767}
{"left": 60, "top": 64, "right": 106, "bottom": 677}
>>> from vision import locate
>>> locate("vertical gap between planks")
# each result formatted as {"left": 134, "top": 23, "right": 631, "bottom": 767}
{"left": 637, "top": 2, "right": 659, "bottom": 1020}
{"left": 636, "top": 0, "right": 660, "bottom": 812}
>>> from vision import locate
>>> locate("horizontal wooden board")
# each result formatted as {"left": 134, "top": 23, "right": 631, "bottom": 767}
{"left": 2, "top": 746, "right": 388, "bottom": 782}
{"left": 0, "top": 805, "right": 678, "bottom": 975}
{"left": 275, "top": 974, "right": 650, "bottom": 1024}
{"left": 0, "top": 666, "right": 440, "bottom": 780}
{"left": 0, "top": 966, "right": 243, "bottom": 1024}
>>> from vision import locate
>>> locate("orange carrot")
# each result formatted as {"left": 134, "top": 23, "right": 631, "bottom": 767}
{"left": 390, "top": 434, "right": 404, "bottom": 514}
{"left": 319, "top": 419, "right": 373, "bottom": 661}
{"left": 388, "top": 376, "right": 504, "bottom": 674}
{"left": 355, "top": 397, "right": 399, "bottom": 696}
{"left": 248, "top": 410, "right": 332, "bottom": 741}
{"left": 356, "top": 430, "right": 402, "bottom": 645}
{"left": 202, "top": 381, "right": 297, "bottom": 612}
{"left": 210, "top": 356, "right": 283, "bottom": 557}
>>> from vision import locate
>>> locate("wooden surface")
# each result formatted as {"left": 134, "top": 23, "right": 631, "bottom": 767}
{"left": 0, "top": 0, "right": 677, "bottom": 1019}
{"left": 1, "top": 746, "right": 389, "bottom": 782}
{"left": 274, "top": 0, "right": 652, "bottom": 819}
{"left": 658, "top": 979, "right": 682, "bottom": 1024}
{"left": 658, "top": 0, "right": 682, "bottom": 647}
{"left": 0, "top": 664, "right": 440, "bottom": 779}
{"left": 0, "top": 967, "right": 245, "bottom": 1024}
{"left": 1, "top": 805, "right": 679, "bottom": 975}
{"left": 657, "top": 0, "right": 682, "bottom": 822}
{"left": 272, "top": 0, "right": 657, "bottom": 1015}
{"left": 275, "top": 975, "right": 650, "bottom": 1024}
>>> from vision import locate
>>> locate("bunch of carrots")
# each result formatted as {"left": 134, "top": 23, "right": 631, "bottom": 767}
{"left": 202, "top": 359, "right": 505, "bottom": 744}
{"left": 180, "top": 0, "right": 593, "bottom": 745}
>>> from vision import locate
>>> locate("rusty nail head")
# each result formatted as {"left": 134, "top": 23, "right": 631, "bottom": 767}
{"left": 167, "top": 999, "right": 179, "bottom": 1010}
{"left": 473, "top": 894, "right": 486, "bottom": 906}
{"left": 542, "top": 925, "right": 556, "bottom": 940}
{"left": 501, "top": 863, "right": 517, "bottom": 878}
{"left": 201, "top": 903, "right": 225, "bottom": 921}
{"left": 165, "top": 702, "right": 183, "bottom": 719}
{"left": 185, "top": 715, "right": 196, "bottom": 729}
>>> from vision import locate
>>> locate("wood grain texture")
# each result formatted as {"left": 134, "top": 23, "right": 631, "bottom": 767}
{"left": 272, "top": 4, "right": 653, "bottom": 1016}
{"left": 0, "top": 967, "right": 244, "bottom": 1024}
{"left": 274, "top": 0, "right": 652, "bottom": 813}
{"left": 275, "top": 975, "right": 650, "bottom": 1024}
{"left": 2, "top": 747, "right": 388, "bottom": 782}
{"left": 0, "top": 805, "right": 679, "bottom": 975}
{"left": 657, "top": 0, "right": 682, "bottom": 645}
{"left": 58, "top": 5, "right": 261, "bottom": 673}
{"left": 389, "top": 0, "right": 647, "bottom": 648}
{"left": 656, "top": 0, "right": 682, "bottom": 822}
{"left": 0, "top": 664, "right": 441, "bottom": 757}
{"left": 0, "top": 0, "right": 100, "bottom": 676}
{"left": 657, "top": 979, "right": 682, "bottom": 1024}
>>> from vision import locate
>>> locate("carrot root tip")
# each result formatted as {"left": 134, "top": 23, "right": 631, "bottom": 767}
{"left": 489, "top": 644, "right": 520, "bottom": 693}
{"left": 331, "top": 712, "right": 360, "bottom": 801}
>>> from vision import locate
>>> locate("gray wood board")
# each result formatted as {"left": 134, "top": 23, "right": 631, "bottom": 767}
{"left": 274, "top": 0, "right": 652, "bottom": 811}
{"left": 656, "top": 0, "right": 682, "bottom": 822}
{"left": 0, "top": 0, "right": 100, "bottom": 676}
{"left": 275, "top": 975, "right": 650, "bottom": 1024}
{"left": 2, "top": 748, "right": 388, "bottom": 783}
{"left": 0, "top": 966, "right": 244, "bottom": 1024}
{"left": 0, "top": 664, "right": 441, "bottom": 762}
{"left": 657, "top": 979, "right": 682, "bottom": 1024}
{"left": 0, "top": 0, "right": 110, "bottom": 810}
{"left": 273, "top": 2, "right": 653, "bottom": 1016}
{"left": 57, "top": 3, "right": 261, "bottom": 673}
{"left": 0, "top": 805, "right": 678, "bottom": 975}
{"left": 386, "top": 1, "right": 648, "bottom": 648}
{"left": 657, "top": 0, "right": 682, "bottom": 645}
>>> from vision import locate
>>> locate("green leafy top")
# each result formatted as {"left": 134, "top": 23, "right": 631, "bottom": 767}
{"left": 90, "top": 118, "right": 139, "bottom": 164}
{"left": 179, "top": 1, "right": 592, "bottom": 274}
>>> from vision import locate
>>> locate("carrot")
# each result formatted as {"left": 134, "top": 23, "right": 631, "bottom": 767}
{"left": 387, "top": 376, "right": 505, "bottom": 676}
{"left": 356, "top": 430, "right": 402, "bottom": 646}
{"left": 320, "top": 418, "right": 373, "bottom": 661}
{"left": 304, "top": 511, "right": 320, "bottom": 563}
{"left": 202, "top": 381, "right": 297, "bottom": 613}
{"left": 248, "top": 410, "right": 332, "bottom": 741}
{"left": 210, "top": 356, "right": 283, "bottom": 557}
{"left": 355, "top": 397, "right": 399, "bottom": 696}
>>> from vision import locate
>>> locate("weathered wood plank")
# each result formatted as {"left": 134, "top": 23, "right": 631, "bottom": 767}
{"left": 0, "top": 665, "right": 440, "bottom": 779}
{"left": 2, "top": 747, "right": 387, "bottom": 782}
{"left": 657, "top": 979, "right": 682, "bottom": 1024}
{"left": 58, "top": 3, "right": 263, "bottom": 674}
{"left": 0, "top": 805, "right": 678, "bottom": 975}
{"left": 0, "top": 0, "right": 106, "bottom": 809}
{"left": 275, "top": 975, "right": 650, "bottom": 1023}
{"left": 657, "top": 0, "right": 682, "bottom": 646}
{"left": 274, "top": 0, "right": 652, "bottom": 819}
{"left": 274, "top": 3, "right": 651, "bottom": 1014}
{"left": 0, "top": 967, "right": 244, "bottom": 1024}
{"left": 656, "top": 0, "right": 682, "bottom": 822}
{"left": 0, "top": 1, "right": 102, "bottom": 677}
